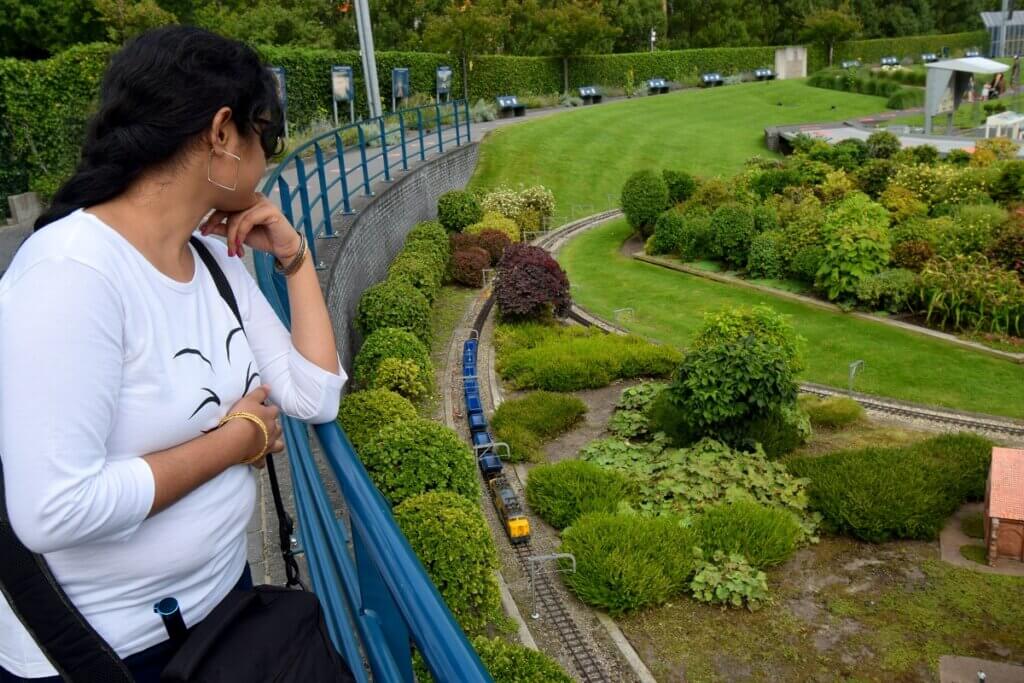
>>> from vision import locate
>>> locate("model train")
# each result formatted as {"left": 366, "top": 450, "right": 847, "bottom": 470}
{"left": 461, "top": 334, "right": 531, "bottom": 544}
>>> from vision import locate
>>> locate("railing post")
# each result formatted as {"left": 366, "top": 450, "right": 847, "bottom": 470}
{"left": 334, "top": 131, "right": 354, "bottom": 215}
{"left": 357, "top": 124, "right": 372, "bottom": 196}
{"left": 378, "top": 116, "right": 392, "bottom": 182}
{"left": 454, "top": 99, "right": 461, "bottom": 146}
{"left": 313, "top": 142, "right": 334, "bottom": 238}
{"left": 354, "top": 530, "right": 415, "bottom": 682}
{"left": 398, "top": 113, "right": 409, "bottom": 171}
{"left": 417, "top": 108, "right": 426, "bottom": 161}
{"left": 464, "top": 99, "right": 472, "bottom": 142}
{"left": 436, "top": 104, "right": 444, "bottom": 154}
{"left": 294, "top": 157, "right": 322, "bottom": 269}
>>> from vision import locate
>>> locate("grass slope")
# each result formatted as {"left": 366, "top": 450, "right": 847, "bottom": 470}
{"left": 471, "top": 80, "right": 887, "bottom": 216}
{"left": 558, "top": 219, "right": 1024, "bottom": 418}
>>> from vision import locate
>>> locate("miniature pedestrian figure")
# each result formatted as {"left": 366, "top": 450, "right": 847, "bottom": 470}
{"left": 968, "top": 74, "right": 976, "bottom": 102}
{"left": 990, "top": 72, "right": 1006, "bottom": 99}
{"left": 982, "top": 81, "right": 992, "bottom": 100}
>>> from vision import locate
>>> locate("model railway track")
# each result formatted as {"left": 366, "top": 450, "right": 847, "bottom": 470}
{"left": 533, "top": 210, "right": 1024, "bottom": 443}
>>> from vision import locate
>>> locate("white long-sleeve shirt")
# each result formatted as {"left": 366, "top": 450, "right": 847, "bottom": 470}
{"left": 0, "top": 209, "right": 345, "bottom": 678}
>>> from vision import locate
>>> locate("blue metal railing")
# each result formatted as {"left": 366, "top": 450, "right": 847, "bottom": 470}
{"left": 261, "top": 99, "right": 472, "bottom": 269}
{"left": 252, "top": 257, "right": 491, "bottom": 682}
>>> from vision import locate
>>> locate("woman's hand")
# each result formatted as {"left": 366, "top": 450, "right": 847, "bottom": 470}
{"left": 200, "top": 193, "right": 301, "bottom": 261}
{"left": 222, "top": 385, "right": 285, "bottom": 468}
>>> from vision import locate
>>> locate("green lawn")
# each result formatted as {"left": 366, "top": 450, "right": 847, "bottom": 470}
{"left": 471, "top": 80, "right": 888, "bottom": 218}
{"left": 558, "top": 219, "right": 1024, "bottom": 418}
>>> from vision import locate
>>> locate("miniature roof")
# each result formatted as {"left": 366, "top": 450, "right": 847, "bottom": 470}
{"left": 981, "top": 10, "right": 1024, "bottom": 28}
{"left": 925, "top": 57, "right": 1010, "bottom": 74}
{"left": 989, "top": 448, "right": 1024, "bottom": 521}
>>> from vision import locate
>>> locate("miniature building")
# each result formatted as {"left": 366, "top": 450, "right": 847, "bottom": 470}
{"left": 984, "top": 447, "right": 1024, "bottom": 565}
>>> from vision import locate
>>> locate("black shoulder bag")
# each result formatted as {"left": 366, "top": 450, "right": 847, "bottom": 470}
{"left": 0, "top": 237, "right": 353, "bottom": 683}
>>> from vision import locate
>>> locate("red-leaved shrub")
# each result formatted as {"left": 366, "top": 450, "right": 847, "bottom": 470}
{"left": 476, "top": 229, "right": 512, "bottom": 266}
{"left": 451, "top": 247, "right": 490, "bottom": 287}
{"left": 450, "top": 232, "right": 481, "bottom": 253}
{"left": 494, "top": 244, "right": 571, "bottom": 320}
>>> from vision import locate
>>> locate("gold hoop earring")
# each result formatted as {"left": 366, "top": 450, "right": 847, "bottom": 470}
{"left": 207, "top": 148, "right": 241, "bottom": 191}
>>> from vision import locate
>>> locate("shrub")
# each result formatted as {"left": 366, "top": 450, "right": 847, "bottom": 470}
{"left": 360, "top": 418, "right": 478, "bottom": 505}
{"left": 789, "top": 245, "right": 827, "bottom": 284}
{"left": 746, "top": 230, "right": 786, "bottom": 280}
{"left": 369, "top": 357, "right": 429, "bottom": 401}
{"left": 526, "top": 461, "right": 631, "bottom": 529}
{"left": 353, "top": 327, "right": 433, "bottom": 391}
{"left": 689, "top": 551, "right": 770, "bottom": 611}
{"left": 475, "top": 229, "right": 512, "bottom": 266}
{"left": 450, "top": 232, "right": 481, "bottom": 252}
{"left": 663, "top": 169, "right": 697, "bottom": 204}
{"left": 491, "top": 391, "right": 587, "bottom": 462}
{"left": 689, "top": 306, "right": 802, "bottom": 370}
{"left": 648, "top": 210, "right": 685, "bottom": 255}
{"left": 388, "top": 252, "right": 442, "bottom": 303}
{"left": 694, "top": 498, "right": 803, "bottom": 568}
{"left": 518, "top": 185, "right": 556, "bottom": 224}
{"left": 992, "top": 161, "right": 1024, "bottom": 202}
{"left": 450, "top": 247, "right": 490, "bottom": 287}
{"left": 466, "top": 211, "right": 521, "bottom": 243}
{"left": 816, "top": 193, "right": 891, "bottom": 301}
{"left": 753, "top": 204, "right": 780, "bottom": 233}
{"left": 988, "top": 223, "right": 1024, "bottom": 277}
{"left": 608, "top": 382, "right": 667, "bottom": 439}
{"left": 739, "top": 404, "right": 811, "bottom": 459}
{"left": 481, "top": 187, "right": 526, "bottom": 223}
{"left": 854, "top": 268, "right": 917, "bottom": 313}
{"left": 405, "top": 220, "right": 451, "bottom": 262}
{"left": 437, "top": 190, "right": 483, "bottom": 233}
{"left": 880, "top": 185, "right": 928, "bottom": 223}
{"left": 495, "top": 323, "right": 682, "bottom": 391}
{"left": 494, "top": 244, "right": 571, "bottom": 321}
{"left": 976, "top": 137, "right": 1020, "bottom": 162}
{"left": 946, "top": 148, "right": 972, "bottom": 166}
{"left": 937, "top": 204, "right": 1008, "bottom": 257}
{"left": 689, "top": 177, "right": 733, "bottom": 211}
{"left": 393, "top": 492, "right": 501, "bottom": 634}
{"left": 910, "top": 144, "right": 940, "bottom": 165}
{"left": 400, "top": 240, "right": 448, "bottom": 284}
{"left": 798, "top": 395, "right": 864, "bottom": 428}
{"left": 469, "top": 637, "right": 572, "bottom": 683}
{"left": 892, "top": 239, "right": 935, "bottom": 271}
{"left": 787, "top": 433, "right": 992, "bottom": 542}
{"left": 866, "top": 130, "right": 901, "bottom": 159}
{"left": 620, "top": 170, "right": 669, "bottom": 237}
{"left": 678, "top": 213, "right": 713, "bottom": 261}
{"left": 918, "top": 255, "right": 1024, "bottom": 336}
{"left": 852, "top": 158, "right": 896, "bottom": 198}
{"left": 709, "top": 203, "right": 756, "bottom": 267}
{"left": 336, "top": 389, "right": 418, "bottom": 452}
{"left": 818, "top": 169, "right": 855, "bottom": 203}
{"left": 560, "top": 513, "right": 697, "bottom": 615}
{"left": 751, "top": 168, "right": 800, "bottom": 199}
{"left": 828, "top": 138, "right": 869, "bottom": 172}
{"left": 356, "top": 280, "right": 431, "bottom": 343}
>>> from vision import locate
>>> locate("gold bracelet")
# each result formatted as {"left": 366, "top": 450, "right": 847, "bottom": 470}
{"left": 274, "top": 233, "right": 307, "bottom": 277}
{"left": 218, "top": 411, "right": 269, "bottom": 464}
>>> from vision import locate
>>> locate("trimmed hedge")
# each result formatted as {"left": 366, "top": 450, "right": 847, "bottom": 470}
{"left": 570, "top": 46, "right": 775, "bottom": 90}
{"left": 352, "top": 327, "right": 433, "bottom": 391}
{"left": 526, "top": 461, "right": 631, "bottom": 529}
{"left": 360, "top": 417, "right": 478, "bottom": 506}
{"left": 469, "top": 637, "right": 573, "bottom": 683}
{"left": 356, "top": 280, "right": 432, "bottom": 343}
{"left": 336, "top": 389, "right": 418, "bottom": 453}
{"left": 826, "top": 31, "right": 987, "bottom": 71}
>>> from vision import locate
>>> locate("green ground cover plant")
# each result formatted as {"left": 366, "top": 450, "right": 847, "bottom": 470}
{"left": 798, "top": 395, "right": 865, "bottom": 428}
{"left": 491, "top": 391, "right": 587, "bottom": 462}
{"left": 693, "top": 498, "right": 804, "bottom": 569}
{"left": 525, "top": 460, "right": 632, "bottom": 529}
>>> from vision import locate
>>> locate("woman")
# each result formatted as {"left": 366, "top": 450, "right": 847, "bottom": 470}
{"left": 0, "top": 26, "right": 345, "bottom": 681}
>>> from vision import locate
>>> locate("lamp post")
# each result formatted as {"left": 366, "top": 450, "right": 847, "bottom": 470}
{"left": 650, "top": 27, "right": 657, "bottom": 53}
{"left": 354, "top": 0, "right": 383, "bottom": 118}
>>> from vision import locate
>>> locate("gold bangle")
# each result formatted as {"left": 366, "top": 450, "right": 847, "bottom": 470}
{"left": 218, "top": 411, "right": 269, "bottom": 464}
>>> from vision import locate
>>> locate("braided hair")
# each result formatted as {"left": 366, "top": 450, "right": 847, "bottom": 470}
{"left": 34, "top": 26, "right": 283, "bottom": 231}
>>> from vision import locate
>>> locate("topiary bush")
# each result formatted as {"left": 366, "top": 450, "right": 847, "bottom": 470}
{"left": 648, "top": 210, "right": 685, "bottom": 255}
{"left": 437, "top": 189, "right": 483, "bottom": 233}
{"left": 560, "top": 512, "right": 697, "bottom": 615}
{"left": 466, "top": 211, "right": 521, "bottom": 243}
{"left": 369, "top": 357, "right": 429, "bottom": 401}
{"left": 526, "top": 461, "right": 631, "bottom": 529}
{"left": 787, "top": 433, "right": 992, "bottom": 543}
{"left": 494, "top": 244, "right": 571, "bottom": 321}
{"left": 405, "top": 219, "right": 451, "bottom": 264}
{"left": 468, "top": 637, "right": 573, "bottom": 683}
{"left": 356, "top": 280, "right": 431, "bottom": 343}
{"left": 663, "top": 169, "right": 698, "bottom": 204}
{"left": 694, "top": 498, "right": 803, "bottom": 568}
{"left": 353, "top": 327, "right": 433, "bottom": 392}
{"left": 336, "top": 389, "right": 418, "bottom": 453}
{"left": 388, "top": 252, "right": 442, "bottom": 303}
{"left": 450, "top": 247, "right": 490, "bottom": 288}
{"left": 709, "top": 203, "right": 756, "bottom": 267}
{"left": 678, "top": 212, "right": 713, "bottom": 261}
{"left": 689, "top": 551, "right": 770, "bottom": 611}
{"left": 797, "top": 395, "right": 864, "bottom": 429}
{"left": 816, "top": 193, "right": 891, "bottom": 301}
{"left": 866, "top": 130, "right": 901, "bottom": 159}
{"left": 854, "top": 268, "right": 917, "bottom": 313}
{"left": 393, "top": 492, "right": 501, "bottom": 635}
{"left": 620, "top": 170, "right": 669, "bottom": 238}
{"left": 475, "top": 229, "right": 512, "bottom": 266}
{"left": 450, "top": 232, "right": 481, "bottom": 253}
{"left": 360, "top": 418, "right": 478, "bottom": 506}
{"left": 746, "top": 230, "right": 786, "bottom": 280}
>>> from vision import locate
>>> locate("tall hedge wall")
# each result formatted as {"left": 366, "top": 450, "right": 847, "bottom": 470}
{"left": 570, "top": 46, "right": 776, "bottom": 89}
{"left": 469, "top": 55, "right": 562, "bottom": 100}
{"left": 812, "top": 31, "right": 989, "bottom": 71}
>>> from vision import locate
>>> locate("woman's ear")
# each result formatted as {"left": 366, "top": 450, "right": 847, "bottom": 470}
{"left": 207, "top": 106, "right": 235, "bottom": 152}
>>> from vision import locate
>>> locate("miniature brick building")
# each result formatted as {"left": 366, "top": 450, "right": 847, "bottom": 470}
{"left": 984, "top": 447, "right": 1024, "bottom": 565}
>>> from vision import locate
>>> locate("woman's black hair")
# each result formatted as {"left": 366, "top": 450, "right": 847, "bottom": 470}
{"left": 34, "top": 26, "right": 284, "bottom": 231}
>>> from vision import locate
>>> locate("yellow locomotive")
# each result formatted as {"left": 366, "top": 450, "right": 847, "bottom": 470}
{"left": 489, "top": 475, "right": 530, "bottom": 544}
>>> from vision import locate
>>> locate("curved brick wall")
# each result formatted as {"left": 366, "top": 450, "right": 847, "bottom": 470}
{"left": 322, "top": 143, "right": 479, "bottom": 375}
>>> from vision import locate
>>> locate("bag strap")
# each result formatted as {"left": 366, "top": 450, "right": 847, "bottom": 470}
{"left": 190, "top": 236, "right": 303, "bottom": 589}
{"left": 0, "top": 456, "right": 134, "bottom": 682}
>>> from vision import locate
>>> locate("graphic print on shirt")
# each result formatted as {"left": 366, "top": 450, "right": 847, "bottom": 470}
{"left": 173, "top": 325, "right": 259, "bottom": 429}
